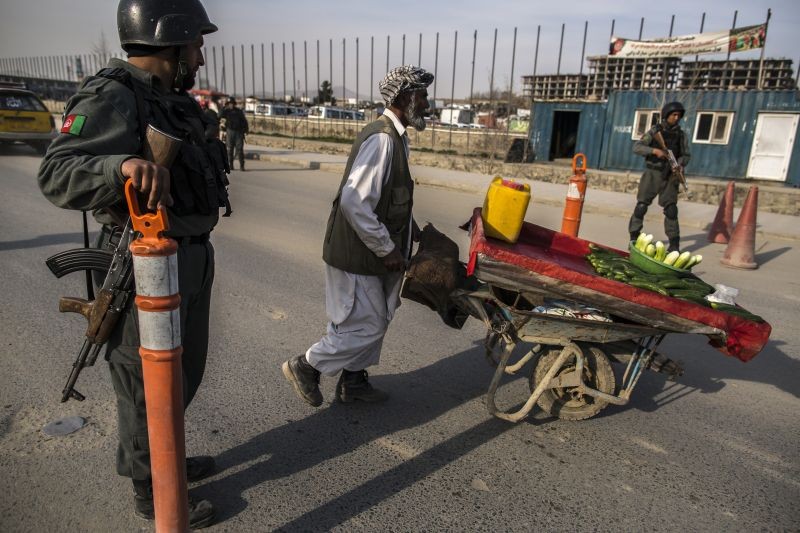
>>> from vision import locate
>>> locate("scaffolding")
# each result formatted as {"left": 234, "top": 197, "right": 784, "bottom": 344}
{"left": 679, "top": 58, "right": 795, "bottom": 91}
{"left": 521, "top": 74, "right": 590, "bottom": 100}
{"left": 584, "top": 56, "right": 681, "bottom": 99}
{"left": 522, "top": 57, "right": 796, "bottom": 101}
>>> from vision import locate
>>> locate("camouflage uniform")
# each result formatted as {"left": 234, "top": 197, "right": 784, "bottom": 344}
{"left": 38, "top": 57, "right": 230, "bottom": 482}
{"left": 628, "top": 121, "right": 690, "bottom": 249}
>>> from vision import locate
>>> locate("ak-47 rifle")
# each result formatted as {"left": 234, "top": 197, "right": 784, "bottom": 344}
{"left": 653, "top": 129, "right": 690, "bottom": 198}
{"left": 46, "top": 124, "right": 182, "bottom": 402}
{"left": 50, "top": 222, "right": 135, "bottom": 401}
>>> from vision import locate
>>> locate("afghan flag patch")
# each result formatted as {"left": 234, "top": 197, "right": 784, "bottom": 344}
{"left": 61, "top": 114, "right": 86, "bottom": 135}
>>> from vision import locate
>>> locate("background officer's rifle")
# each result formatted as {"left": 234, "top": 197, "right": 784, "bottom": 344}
{"left": 45, "top": 124, "right": 182, "bottom": 402}
{"left": 653, "top": 129, "right": 690, "bottom": 197}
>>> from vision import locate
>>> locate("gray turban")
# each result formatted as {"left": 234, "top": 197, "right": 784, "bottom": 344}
{"left": 379, "top": 65, "right": 434, "bottom": 106}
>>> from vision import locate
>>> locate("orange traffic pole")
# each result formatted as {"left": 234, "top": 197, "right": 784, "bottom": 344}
{"left": 560, "top": 153, "right": 588, "bottom": 237}
{"left": 125, "top": 180, "right": 189, "bottom": 533}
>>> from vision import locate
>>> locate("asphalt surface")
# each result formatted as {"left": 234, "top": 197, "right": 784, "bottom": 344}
{"left": 242, "top": 142, "right": 800, "bottom": 243}
{"left": 1, "top": 143, "right": 798, "bottom": 532}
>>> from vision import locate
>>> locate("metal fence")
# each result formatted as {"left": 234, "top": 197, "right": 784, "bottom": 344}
{"left": 1, "top": 11, "right": 788, "bottom": 155}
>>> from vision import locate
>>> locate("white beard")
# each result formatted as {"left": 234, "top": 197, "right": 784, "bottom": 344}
{"left": 405, "top": 97, "right": 426, "bottom": 131}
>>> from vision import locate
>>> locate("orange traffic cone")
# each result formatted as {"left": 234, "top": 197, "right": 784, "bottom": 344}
{"left": 721, "top": 186, "right": 758, "bottom": 270}
{"left": 708, "top": 181, "right": 735, "bottom": 244}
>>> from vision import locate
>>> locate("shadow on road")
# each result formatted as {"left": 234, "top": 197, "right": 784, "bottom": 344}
{"left": 754, "top": 246, "right": 791, "bottom": 266}
{"left": 0, "top": 144, "right": 42, "bottom": 157}
{"left": 615, "top": 337, "right": 799, "bottom": 418}
{"left": 194, "top": 342, "right": 524, "bottom": 525}
{"left": 0, "top": 232, "right": 87, "bottom": 252}
{"left": 193, "top": 316, "right": 798, "bottom": 526}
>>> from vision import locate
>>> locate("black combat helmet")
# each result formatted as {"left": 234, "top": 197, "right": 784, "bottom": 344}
{"left": 661, "top": 101, "right": 685, "bottom": 120}
{"left": 117, "top": 0, "right": 218, "bottom": 50}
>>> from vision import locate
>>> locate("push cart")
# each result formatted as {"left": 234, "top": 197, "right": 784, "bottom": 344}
{"left": 455, "top": 208, "right": 771, "bottom": 423}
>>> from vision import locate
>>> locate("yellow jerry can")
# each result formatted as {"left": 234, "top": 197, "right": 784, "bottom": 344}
{"left": 481, "top": 176, "right": 531, "bottom": 243}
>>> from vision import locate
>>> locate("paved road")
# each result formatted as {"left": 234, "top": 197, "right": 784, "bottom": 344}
{"left": 1, "top": 144, "right": 798, "bottom": 531}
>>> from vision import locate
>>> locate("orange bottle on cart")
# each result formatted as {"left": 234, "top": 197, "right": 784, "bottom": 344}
{"left": 482, "top": 176, "right": 531, "bottom": 243}
{"left": 561, "top": 153, "right": 588, "bottom": 237}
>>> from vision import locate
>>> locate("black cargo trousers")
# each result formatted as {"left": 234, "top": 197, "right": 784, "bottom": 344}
{"left": 627, "top": 165, "right": 680, "bottom": 241}
{"left": 99, "top": 227, "right": 215, "bottom": 481}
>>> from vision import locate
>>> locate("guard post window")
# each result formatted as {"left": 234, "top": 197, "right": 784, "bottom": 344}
{"left": 632, "top": 109, "right": 660, "bottom": 140}
{"left": 693, "top": 111, "right": 733, "bottom": 144}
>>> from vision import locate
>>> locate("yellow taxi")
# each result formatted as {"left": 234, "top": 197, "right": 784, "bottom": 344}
{"left": 0, "top": 85, "right": 56, "bottom": 154}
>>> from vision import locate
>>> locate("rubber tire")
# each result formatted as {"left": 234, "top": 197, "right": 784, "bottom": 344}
{"left": 530, "top": 343, "right": 615, "bottom": 421}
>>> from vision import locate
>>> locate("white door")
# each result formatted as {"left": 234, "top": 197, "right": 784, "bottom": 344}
{"left": 746, "top": 113, "right": 799, "bottom": 181}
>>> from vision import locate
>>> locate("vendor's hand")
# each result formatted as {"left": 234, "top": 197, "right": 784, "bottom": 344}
{"left": 382, "top": 248, "right": 406, "bottom": 272}
{"left": 652, "top": 148, "right": 667, "bottom": 159}
{"left": 121, "top": 158, "right": 173, "bottom": 210}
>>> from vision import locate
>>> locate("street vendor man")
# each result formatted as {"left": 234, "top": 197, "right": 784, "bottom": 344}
{"left": 628, "top": 101, "right": 690, "bottom": 252}
{"left": 282, "top": 65, "right": 433, "bottom": 407}
{"left": 37, "top": 0, "right": 230, "bottom": 527}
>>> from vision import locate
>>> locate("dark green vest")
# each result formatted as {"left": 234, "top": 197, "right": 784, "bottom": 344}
{"left": 94, "top": 67, "right": 231, "bottom": 218}
{"left": 645, "top": 123, "right": 685, "bottom": 171}
{"left": 322, "top": 115, "right": 413, "bottom": 275}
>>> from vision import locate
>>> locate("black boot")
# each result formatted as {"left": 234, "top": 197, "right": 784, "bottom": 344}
{"left": 668, "top": 237, "right": 680, "bottom": 253}
{"left": 282, "top": 355, "right": 323, "bottom": 407}
{"left": 629, "top": 231, "right": 640, "bottom": 244}
{"left": 133, "top": 479, "right": 215, "bottom": 529}
{"left": 336, "top": 369, "right": 389, "bottom": 403}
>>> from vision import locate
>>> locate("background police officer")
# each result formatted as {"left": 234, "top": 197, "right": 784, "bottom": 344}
{"left": 629, "top": 101, "right": 691, "bottom": 252}
{"left": 38, "top": 0, "right": 230, "bottom": 527}
{"left": 220, "top": 97, "right": 249, "bottom": 170}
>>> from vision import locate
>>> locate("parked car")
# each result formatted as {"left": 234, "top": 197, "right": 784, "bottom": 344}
{"left": 0, "top": 86, "right": 56, "bottom": 154}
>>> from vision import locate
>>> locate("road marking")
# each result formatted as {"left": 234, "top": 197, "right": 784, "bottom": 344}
{"left": 374, "top": 436, "right": 420, "bottom": 460}
{"left": 631, "top": 437, "right": 668, "bottom": 455}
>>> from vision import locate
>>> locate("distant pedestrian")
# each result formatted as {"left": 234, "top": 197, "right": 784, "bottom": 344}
{"left": 200, "top": 99, "right": 220, "bottom": 140}
{"left": 282, "top": 65, "right": 433, "bottom": 407}
{"left": 220, "top": 97, "right": 248, "bottom": 170}
{"left": 628, "top": 101, "right": 691, "bottom": 252}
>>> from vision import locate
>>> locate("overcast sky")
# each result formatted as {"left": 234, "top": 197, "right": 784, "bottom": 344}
{"left": 1, "top": 0, "right": 797, "bottom": 99}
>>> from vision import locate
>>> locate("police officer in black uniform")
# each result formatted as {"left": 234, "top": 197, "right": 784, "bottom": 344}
{"left": 629, "top": 101, "right": 691, "bottom": 252}
{"left": 220, "top": 97, "right": 249, "bottom": 170}
{"left": 38, "top": 0, "right": 230, "bottom": 527}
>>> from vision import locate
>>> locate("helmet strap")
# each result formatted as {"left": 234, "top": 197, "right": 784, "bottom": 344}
{"left": 173, "top": 46, "right": 190, "bottom": 90}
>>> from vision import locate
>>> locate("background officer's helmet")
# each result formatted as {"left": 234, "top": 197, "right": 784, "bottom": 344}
{"left": 661, "top": 101, "right": 685, "bottom": 120}
{"left": 117, "top": 0, "right": 218, "bottom": 50}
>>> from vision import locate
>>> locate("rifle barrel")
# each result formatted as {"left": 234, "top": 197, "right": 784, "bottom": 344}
{"left": 61, "top": 339, "right": 93, "bottom": 403}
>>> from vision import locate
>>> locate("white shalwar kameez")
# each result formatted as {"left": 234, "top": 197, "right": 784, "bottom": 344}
{"left": 306, "top": 109, "right": 412, "bottom": 376}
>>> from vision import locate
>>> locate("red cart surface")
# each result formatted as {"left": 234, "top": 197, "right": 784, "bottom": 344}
{"left": 456, "top": 208, "right": 771, "bottom": 423}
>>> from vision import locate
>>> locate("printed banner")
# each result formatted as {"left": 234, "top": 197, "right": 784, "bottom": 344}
{"left": 609, "top": 24, "right": 767, "bottom": 58}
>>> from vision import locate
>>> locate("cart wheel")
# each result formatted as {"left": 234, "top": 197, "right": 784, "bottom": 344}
{"left": 530, "top": 344, "right": 615, "bottom": 421}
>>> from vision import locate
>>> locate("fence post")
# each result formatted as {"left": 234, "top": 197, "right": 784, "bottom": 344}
{"left": 448, "top": 30, "right": 458, "bottom": 149}
{"left": 467, "top": 30, "right": 477, "bottom": 152}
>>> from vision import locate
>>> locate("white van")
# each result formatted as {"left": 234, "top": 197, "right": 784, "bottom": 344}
{"left": 255, "top": 103, "right": 290, "bottom": 116}
{"left": 308, "top": 106, "right": 364, "bottom": 120}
